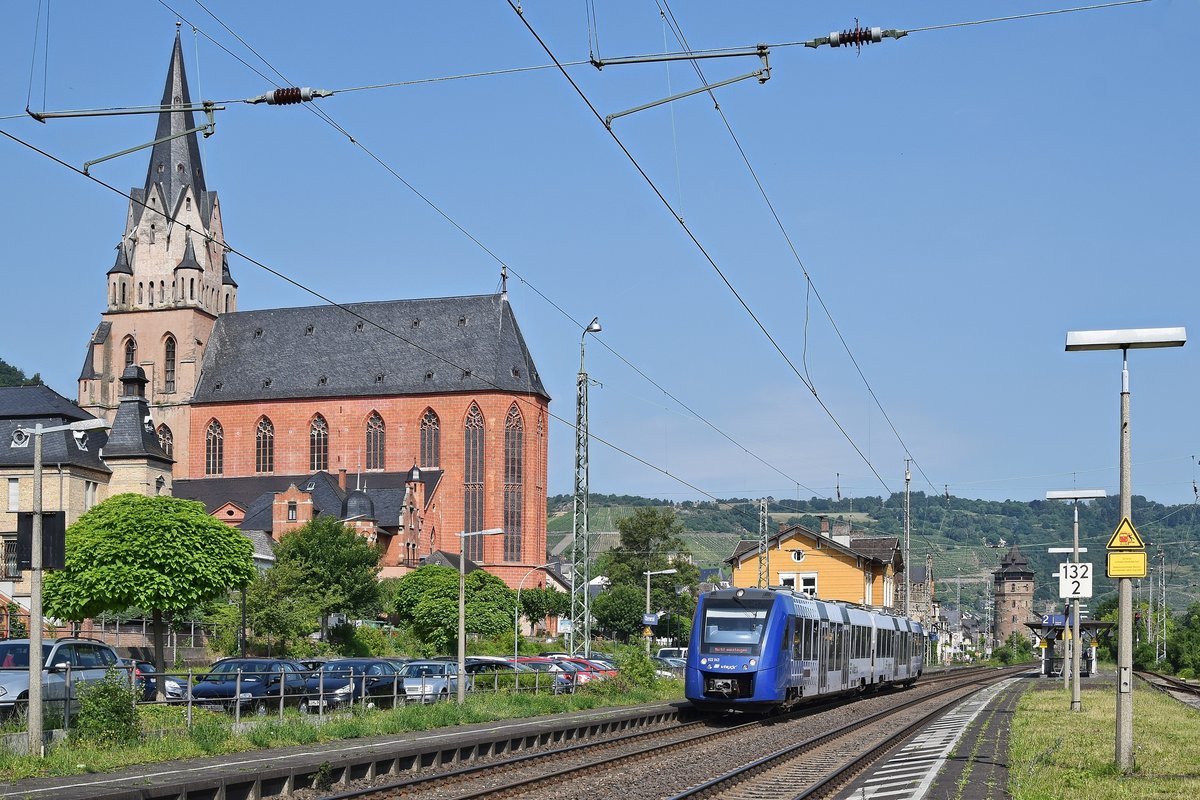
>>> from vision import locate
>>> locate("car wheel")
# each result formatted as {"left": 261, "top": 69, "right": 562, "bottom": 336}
{"left": 298, "top": 700, "right": 311, "bottom": 715}
{"left": 252, "top": 699, "right": 269, "bottom": 716}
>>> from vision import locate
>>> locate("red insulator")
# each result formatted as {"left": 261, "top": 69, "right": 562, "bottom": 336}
{"left": 272, "top": 87, "right": 303, "bottom": 105}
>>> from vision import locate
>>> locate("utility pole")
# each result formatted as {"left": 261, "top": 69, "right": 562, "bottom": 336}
{"left": 903, "top": 459, "right": 912, "bottom": 617}
{"left": 569, "top": 318, "right": 601, "bottom": 657}
{"left": 757, "top": 498, "right": 769, "bottom": 588}
{"left": 1158, "top": 548, "right": 1167, "bottom": 663}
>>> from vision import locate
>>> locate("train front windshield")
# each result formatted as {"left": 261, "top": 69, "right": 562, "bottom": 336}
{"left": 700, "top": 597, "right": 773, "bottom": 656}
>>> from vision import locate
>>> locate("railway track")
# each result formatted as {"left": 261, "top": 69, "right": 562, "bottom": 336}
{"left": 1137, "top": 670, "right": 1200, "bottom": 702}
{"left": 318, "top": 666, "right": 1016, "bottom": 800}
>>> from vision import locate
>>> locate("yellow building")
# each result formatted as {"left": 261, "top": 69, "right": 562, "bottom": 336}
{"left": 726, "top": 520, "right": 903, "bottom": 610}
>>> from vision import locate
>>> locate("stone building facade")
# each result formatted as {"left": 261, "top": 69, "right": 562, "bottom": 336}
{"left": 76, "top": 32, "right": 551, "bottom": 589}
{"left": 992, "top": 544, "right": 1036, "bottom": 647}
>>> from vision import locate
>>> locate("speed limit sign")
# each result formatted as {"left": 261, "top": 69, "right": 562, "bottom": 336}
{"left": 1059, "top": 562, "right": 1093, "bottom": 599}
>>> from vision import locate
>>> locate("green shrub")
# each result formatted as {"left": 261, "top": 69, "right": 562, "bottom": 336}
{"left": 1178, "top": 667, "right": 1195, "bottom": 680}
{"left": 72, "top": 668, "right": 140, "bottom": 745}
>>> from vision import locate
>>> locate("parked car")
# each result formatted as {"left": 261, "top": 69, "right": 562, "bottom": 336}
{"left": 303, "top": 658, "right": 400, "bottom": 711}
{"left": 511, "top": 657, "right": 576, "bottom": 693}
{"left": 0, "top": 638, "right": 122, "bottom": 718}
{"left": 656, "top": 647, "right": 688, "bottom": 660}
{"left": 395, "top": 660, "right": 469, "bottom": 703}
{"left": 127, "top": 660, "right": 190, "bottom": 702}
{"left": 551, "top": 657, "right": 612, "bottom": 685}
{"left": 190, "top": 658, "right": 309, "bottom": 715}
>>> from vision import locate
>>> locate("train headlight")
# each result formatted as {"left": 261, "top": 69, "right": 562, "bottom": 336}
{"left": 748, "top": 659, "right": 757, "bottom": 667}
{"left": 735, "top": 589, "right": 746, "bottom": 598}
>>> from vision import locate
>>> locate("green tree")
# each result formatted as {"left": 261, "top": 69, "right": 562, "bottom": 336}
{"left": 519, "top": 586, "right": 570, "bottom": 635}
{"left": 592, "top": 584, "right": 647, "bottom": 641}
{"left": 390, "top": 565, "right": 516, "bottom": 654}
{"left": 43, "top": 494, "right": 256, "bottom": 691}
{"left": 0, "top": 357, "right": 42, "bottom": 387}
{"left": 246, "top": 561, "right": 321, "bottom": 654}
{"left": 273, "top": 516, "right": 382, "bottom": 638}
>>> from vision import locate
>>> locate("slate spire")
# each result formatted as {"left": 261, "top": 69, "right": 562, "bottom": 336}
{"left": 144, "top": 27, "right": 207, "bottom": 214}
{"left": 103, "top": 366, "right": 173, "bottom": 464}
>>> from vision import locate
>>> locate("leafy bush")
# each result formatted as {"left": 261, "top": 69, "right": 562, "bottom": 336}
{"left": 1178, "top": 667, "right": 1195, "bottom": 680}
{"left": 72, "top": 667, "right": 140, "bottom": 745}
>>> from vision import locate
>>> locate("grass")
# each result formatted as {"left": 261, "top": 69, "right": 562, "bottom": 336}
{"left": 0, "top": 680, "right": 684, "bottom": 782}
{"left": 1009, "top": 680, "right": 1200, "bottom": 799}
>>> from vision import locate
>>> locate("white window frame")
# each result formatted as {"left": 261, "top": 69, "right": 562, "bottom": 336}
{"left": 780, "top": 572, "right": 817, "bottom": 597}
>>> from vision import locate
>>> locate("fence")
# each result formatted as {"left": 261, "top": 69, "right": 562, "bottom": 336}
{"left": 0, "top": 662, "right": 585, "bottom": 747}
{"left": 0, "top": 608, "right": 216, "bottom": 654}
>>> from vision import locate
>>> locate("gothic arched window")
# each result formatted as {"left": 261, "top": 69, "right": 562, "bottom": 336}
{"left": 157, "top": 424, "right": 173, "bottom": 459}
{"left": 163, "top": 335, "right": 176, "bottom": 393}
{"left": 503, "top": 404, "right": 524, "bottom": 562}
{"left": 124, "top": 337, "right": 137, "bottom": 369}
{"left": 463, "top": 404, "right": 484, "bottom": 561}
{"left": 365, "top": 412, "right": 385, "bottom": 471}
{"left": 420, "top": 409, "right": 440, "bottom": 468}
{"left": 310, "top": 414, "right": 329, "bottom": 472}
{"left": 255, "top": 417, "right": 275, "bottom": 474}
{"left": 205, "top": 419, "right": 223, "bottom": 476}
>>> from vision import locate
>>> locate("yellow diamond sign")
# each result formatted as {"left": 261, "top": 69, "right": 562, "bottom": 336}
{"left": 1106, "top": 518, "right": 1145, "bottom": 550}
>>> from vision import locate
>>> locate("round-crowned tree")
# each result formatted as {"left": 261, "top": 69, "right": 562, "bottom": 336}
{"left": 44, "top": 494, "right": 256, "bottom": 695}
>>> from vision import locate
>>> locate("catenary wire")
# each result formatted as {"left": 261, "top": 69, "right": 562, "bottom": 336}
{"left": 655, "top": 0, "right": 940, "bottom": 495}
{"left": 162, "top": 0, "right": 823, "bottom": 499}
{"left": 506, "top": 0, "right": 894, "bottom": 495}
{"left": 0, "top": 125, "right": 729, "bottom": 505}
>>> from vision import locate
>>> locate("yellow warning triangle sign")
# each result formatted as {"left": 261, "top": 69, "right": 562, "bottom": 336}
{"left": 1107, "top": 517, "right": 1145, "bottom": 550}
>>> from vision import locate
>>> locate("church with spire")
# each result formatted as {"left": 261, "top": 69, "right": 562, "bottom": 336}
{"left": 74, "top": 32, "right": 552, "bottom": 589}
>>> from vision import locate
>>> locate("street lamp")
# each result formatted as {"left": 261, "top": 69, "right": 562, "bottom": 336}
{"left": 9, "top": 417, "right": 109, "bottom": 756}
{"left": 514, "top": 563, "right": 555, "bottom": 661}
{"left": 1046, "top": 488, "right": 1105, "bottom": 713}
{"left": 570, "top": 316, "right": 602, "bottom": 658}
{"left": 644, "top": 568, "right": 677, "bottom": 655}
{"left": 456, "top": 527, "right": 503, "bottom": 704}
{"left": 1065, "top": 325, "right": 1185, "bottom": 771}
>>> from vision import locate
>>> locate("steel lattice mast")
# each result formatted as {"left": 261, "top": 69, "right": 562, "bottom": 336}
{"left": 757, "top": 498, "right": 769, "bottom": 587}
{"left": 568, "top": 318, "right": 601, "bottom": 657}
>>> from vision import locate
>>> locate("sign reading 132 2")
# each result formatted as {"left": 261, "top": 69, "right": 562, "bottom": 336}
{"left": 1059, "top": 562, "right": 1093, "bottom": 599}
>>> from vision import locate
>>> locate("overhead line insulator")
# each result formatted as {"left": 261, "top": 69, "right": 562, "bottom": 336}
{"left": 803, "top": 25, "right": 907, "bottom": 50}
{"left": 246, "top": 87, "right": 333, "bottom": 106}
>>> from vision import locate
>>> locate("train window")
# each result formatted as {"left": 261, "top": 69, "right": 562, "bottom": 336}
{"left": 700, "top": 598, "right": 772, "bottom": 656}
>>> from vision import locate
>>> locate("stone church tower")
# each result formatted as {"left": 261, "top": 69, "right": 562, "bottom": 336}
{"left": 77, "top": 29, "right": 236, "bottom": 478}
{"left": 992, "top": 544, "right": 1036, "bottom": 648}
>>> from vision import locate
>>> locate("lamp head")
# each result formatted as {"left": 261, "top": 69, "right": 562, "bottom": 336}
{"left": 585, "top": 317, "right": 601, "bottom": 334}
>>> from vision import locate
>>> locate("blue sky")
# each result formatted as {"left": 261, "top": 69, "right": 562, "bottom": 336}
{"left": 1, "top": 1, "right": 1197, "bottom": 506}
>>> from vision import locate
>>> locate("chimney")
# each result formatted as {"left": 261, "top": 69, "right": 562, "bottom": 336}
{"left": 338, "top": 468, "right": 347, "bottom": 491}
{"left": 818, "top": 515, "right": 830, "bottom": 536}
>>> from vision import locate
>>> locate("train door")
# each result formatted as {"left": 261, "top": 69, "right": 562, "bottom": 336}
{"left": 818, "top": 621, "right": 829, "bottom": 693}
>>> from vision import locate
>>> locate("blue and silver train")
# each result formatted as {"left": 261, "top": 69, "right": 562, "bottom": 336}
{"left": 685, "top": 586, "right": 925, "bottom": 712}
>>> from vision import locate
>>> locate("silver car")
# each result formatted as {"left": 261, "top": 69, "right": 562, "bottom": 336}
{"left": 396, "top": 660, "right": 469, "bottom": 703}
{"left": 0, "top": 638, "right": 122, "bottom": 718}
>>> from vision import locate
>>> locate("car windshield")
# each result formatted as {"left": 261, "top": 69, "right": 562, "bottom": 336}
{"left": 0, "top": 643, "right": 51, "bottom": 668}
{"left": 555, "top": 661, "right": 582, "bottom": 672}
{"left": 208, "top": 660, "right": 272, "bottom": 676}
{"left": 399, "top": 663, "right": 449, "bottom": 678}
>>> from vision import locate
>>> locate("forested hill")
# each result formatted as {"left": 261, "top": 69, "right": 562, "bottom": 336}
{"left": 547, "top": 492, "right": 1200, "bottom": 613}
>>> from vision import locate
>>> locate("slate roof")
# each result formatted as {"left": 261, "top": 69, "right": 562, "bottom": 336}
{"left": 79, "top": 322, "right": 113, "bottom": 381}
{"left": 0, "top": 386, "right": 110, "bottom": 473}
{"left": 107, "top": 242, "right": 132, "bottom": 276}
{"left": 102, "top": 367, "right": 172, "bottom": 464}
{"left": 174, "top": 235, "right": 202, "bottom": 272}
{"left": 850, "top": 536, "right": 903, "bottom": 569}
{"left": 174, "top": 470, "right": 412, "bottom": 533}
{"left": 221, "top": 253, "right": 237, "bottom": 287}
{"left": 423, "top": 550, "right": 482, "bottom": 574}
{"left": 191, "top": 294, "right": 548, "bottom": 403}
{"left": 243, "top": 529, "right": 276, "bottom": 565}
{"left": 994, "top": 544, "right": 1034, "bottom": 578}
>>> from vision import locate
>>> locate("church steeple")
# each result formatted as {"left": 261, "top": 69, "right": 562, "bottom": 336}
{"left": 143, "top": 26, "right": 208, "bottom": 220}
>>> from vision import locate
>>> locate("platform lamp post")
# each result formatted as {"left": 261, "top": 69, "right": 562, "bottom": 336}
{"left": 514, "top": 562, "right": 555, "bottom": 661}
{"left": 1065, "top": 326, "right": 1186, "bottom": 771}
{"left": 9, "top": 417, "right": 110, "bottom": 756}
{"left": 457, "top": 527, "right": 503, "bottom": 704}
{"left": 644, "top": 568, "right": 677, "bottom": 655}
{"left": 1046, "top": 488, "right": 1105, "bottom": 713}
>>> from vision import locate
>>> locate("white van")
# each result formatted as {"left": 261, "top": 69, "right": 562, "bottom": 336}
{"left": 656, "top": 647, "right": 687, "bottom": 660}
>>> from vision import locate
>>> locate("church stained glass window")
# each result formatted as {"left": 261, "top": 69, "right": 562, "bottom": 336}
{"left": 205, "top": 419, "right": 223, "bottom": 476}
{"left": 157, "top": 424, "right": 173, "bottom": 458}
{"left": 366, "top": 412, "right": 385, "bottom": 470}
{"left": 310, "top": 415, "right": 329, "bottom": 472}
{"left": 463, "top": 404, "right": 484, "bottom": 561}
{"left": 420, "top": 409, "right": 440, "bottom": 468}
{"left": 256, "top": 417, "right": 275, "bottom": 474}
{"left": 503, "top": 404, "right": 523, "bottom": 562}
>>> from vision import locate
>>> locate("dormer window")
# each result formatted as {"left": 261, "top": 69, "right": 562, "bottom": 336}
{"left": 263, "top": 378, "right": 272, "bottom": 388}
{"left": 355, "top": 321, "right": 364, "bottom": 332}
{"left": 462, "top": 369, "right": 472, "bottom": 379}
{"left": 375, "top": 373, "right": 384, "bottom": 384}
{"left": 412, "top": 319, "right": 421, "bottom": 328}
{"left": 317, "top": 376, "right": 327, "bottom": 386}
{"left": 186, "top": 198, "right": 191, "bottom": 211}
{"left": 458, "top": 316, "right": 467, "bottom": 326}
{"left": 425, "top": 371, "right": 434, "bottom": 381}
{"left": 214, "top": 382, "right": 223, "bottom": 391}
{"left": 253, "top": 328, "right": 263, "bottom": 338}
{"left": 305, "top": 325, "right": 314, "bottom": 336}
{"left": 157, "top": 163, "right": 164, "bottom": 174}
{"left": 511, "top": 367, "right": 521, "bottom": 378}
